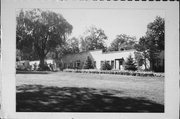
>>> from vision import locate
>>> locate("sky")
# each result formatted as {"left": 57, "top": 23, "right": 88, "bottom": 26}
{"left": 52, "top": 9, "right": 165, "bottom": 46}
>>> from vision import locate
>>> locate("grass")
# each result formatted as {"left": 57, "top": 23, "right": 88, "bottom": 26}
{"left": 16, "top": 71, "right": 164, "bottom": 112}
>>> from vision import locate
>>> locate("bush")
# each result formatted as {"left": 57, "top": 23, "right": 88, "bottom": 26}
{"left": 63, "top": 69, "right": 164, "bottom": 77}
{"left": 83, "top": 56, "right": 94, "bottom": 69}
{"left": 37, "top": 65, "right": 51, "bottom": 71}
{"left": 38, "top": 63, "right": 51, "bottom": 71}
{"left": 100, "top": 61, "right": 112, "bottom": 70}
{"left": 124, "top": 55, "right": 137, "bottom": 71}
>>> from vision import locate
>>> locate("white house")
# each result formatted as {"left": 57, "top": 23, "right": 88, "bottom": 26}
{"left": 29, "top": 59, "right": 57, "bottom": 70}
{"left": 61, "top": 49, "right": 137, "bottom": 70}
{"left": 16, "top": 59, "right": 57, "bottom": 70}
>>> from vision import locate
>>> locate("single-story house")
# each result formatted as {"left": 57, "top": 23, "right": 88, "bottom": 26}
{"left": 16, "top": 59, "right": 57, "bottom": 70}
{"left": 61, "top": 49, "right": 141, "bottom": 70}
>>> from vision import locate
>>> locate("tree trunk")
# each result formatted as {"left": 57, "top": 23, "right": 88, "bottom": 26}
{"left": 149, "top": 59, "right": 155, "bottom": 71}
{"left": 39, "top": 56, "right": 45, "bottom": 70}
{"left": 144, "top": 58, "right": 147, "bottom": 70}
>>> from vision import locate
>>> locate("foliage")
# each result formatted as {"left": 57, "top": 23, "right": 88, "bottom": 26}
{"left": 64, "top": 37, "right": 80, "bottom": 54}
{"left": 108, "top": 34, "right": 136, "bottom": 51}
{"left": 16, "top": 9, "right": 73, "bottom": 69}
{"left": 134, "top": 37, "right": 149, "bottom": 70}
{"left": 83, "top": 56, "right": 94, "bottom": 69}
{"left": 134, "top": 51, "right": 144, "bottom": 68}
{"left": 100, "top": 61, "right": 112, "bottom": 70}
{"left": 124, "top": 55, "right": 137, "bottom": 71}
{"left": 46, "top": 37, "right": 80, "bottom": 61}
{"left": 80, "top": 26, "right": 107, "bottom": 52}
{"left": 146, "top": 16, "right": 164, "bottom": 51}
{"left": 135, "top": 16, "right": 164, "bottom": 71}
{"left": 64, "top": 69, "right": 164, "bottom": 77}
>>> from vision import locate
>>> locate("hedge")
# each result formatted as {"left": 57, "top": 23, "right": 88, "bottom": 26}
{"left": 63, "top": 69, "right": 164, "bottom": 77}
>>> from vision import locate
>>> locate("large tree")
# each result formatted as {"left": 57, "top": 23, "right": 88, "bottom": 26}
{"left": 108, "top": 34, "right": 136, "bottom": 51}
{"left": 80, "top": 26, "right": 108, "bottom": 52}
{"left": 146, "top": 16, "right": 164, "bottom": 51}
{"left": 135, "top": 16, "right": 164, "bottom": 71}
{"left": 16, "top": 9, "right": 73, "bottom": 69}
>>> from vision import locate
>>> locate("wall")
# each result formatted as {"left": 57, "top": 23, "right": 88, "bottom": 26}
{"left": 61, "top": 49, "right": 136, "bottom": 70}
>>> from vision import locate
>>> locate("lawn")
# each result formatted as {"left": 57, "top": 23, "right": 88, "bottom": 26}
{"left": 16, "top": 71, "right": 164, "bottom": 112}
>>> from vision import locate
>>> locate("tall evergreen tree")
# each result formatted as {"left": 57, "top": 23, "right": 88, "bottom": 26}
{"left": 83, "top": 56, "right": 94, "bottom": 69}
{"left": 100, "top": 61, "right": 112, "bottom": 70}
{"left": 124, "top": 55, "right": 137, "bottom": 71}
{"left": 135, "top": 16, "right": 164, "bottom": 71}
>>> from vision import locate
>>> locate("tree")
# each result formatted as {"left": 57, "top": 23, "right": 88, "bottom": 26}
{"left": 16, "top": 9, "right": 73, "bottom": 69}
{"left": 83, "top": 56, "right": 94, "bottom": 69}
{"left": 124, "top": 55, "right": 137, "bottom": 71}
{"left": 146, "top": 16, "right": 164, "bottom": 51}
{"left": 134, "top": 51, "right": 144, "bottom": 70}
{"left": 47, "top": 37, "right": 80, "bottom": 60}
{"left": 100, "top": 61, "right": 112, "bottom": 70}
{"left": 135, "top": 16, "right": 164, "bottom": 71}
{"left": 134, "top": 37, "right": 149, "bottom": 70}
{"left": 65, "top": 37, "right": 80, "bottom": 54}
{"left": 108, "top": 34, "right": 136, "bottom": 51}
{"left": 80, "top": 26, "right": 108, "bottom": 52}
{"left": 146, "top": 16, "right": 164, "bottom": 71}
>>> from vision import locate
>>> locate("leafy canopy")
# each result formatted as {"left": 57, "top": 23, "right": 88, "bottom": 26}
{"left": 80, "top": 26, "right": 108, "bottom": 52}
{"left": 108, "top": 34, "right": 137, "bottom": 51}
{"left": 16, "top": 9, "right": 73, "bottom": 61}
{"left": 124, "top": 55, "right": 137, "bottom": 71}
{"left": 134, "top": 16, "right": 164, "bottom": 71}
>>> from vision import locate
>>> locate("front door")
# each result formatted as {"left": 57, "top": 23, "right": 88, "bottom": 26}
{"left": 115, "top": 58, "right": 124, "bottom": 70}
{"left": 115, "top": 59, "right": 120, "bottom": 70}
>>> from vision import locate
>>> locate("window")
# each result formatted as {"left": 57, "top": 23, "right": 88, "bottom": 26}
{"left": 70, "top": 62, "right": 73, "bottom": 68}
{"left": 119, "top": 59, "right": 124, "bottom": 65}
{"left": 76, "top": 60, "right": 81, "bottom": 68}
{"left": 101, "top": 61, "right": 104, "bottom": 66}
{"left": 73, "top": 62, "right": 76, "bottom": 68}
{"left": 111, "top": 60, "right": 114, "bottom": 68}
{"left": 77, "top": 62, "right": 80, "bottom": 67}
{"left": 67, "top": 63, "right": 70, "bottom": 68}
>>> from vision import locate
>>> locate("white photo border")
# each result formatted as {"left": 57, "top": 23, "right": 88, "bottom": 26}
{"left": 1, "top": 0, "right": 179, "bottom": 119}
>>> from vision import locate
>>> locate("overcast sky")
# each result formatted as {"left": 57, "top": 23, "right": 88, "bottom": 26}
{"left": 52, "top": 9, "right": 165, "bottom": 46}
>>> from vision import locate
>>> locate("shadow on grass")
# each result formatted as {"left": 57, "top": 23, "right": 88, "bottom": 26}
{"left": 16, "top": 85, "right": 164, "bottom": 112}
{"left": 16, "top": 71, "right": 51, "bottom": 74}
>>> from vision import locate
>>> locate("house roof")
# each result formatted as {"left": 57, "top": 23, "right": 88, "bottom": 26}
{"left": 64, "top": 49, "right": 136, "bottom": 57}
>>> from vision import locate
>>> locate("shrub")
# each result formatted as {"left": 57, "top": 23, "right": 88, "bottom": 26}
{"left": 101, "top": 61, "right": 112, "bottom": 70}
{"left": 83, "top": 56, "right": 94, "bottom": 69}
{"left": 63, "top": 69, "right": 164, "bottom": 77}
{"left": 124, "top": 55, "right": 137, "bottom": 71}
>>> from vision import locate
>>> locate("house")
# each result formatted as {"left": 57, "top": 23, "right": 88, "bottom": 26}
{"left": 61, "top": 49, "right": 138, "bottom": 70}
{"left": 16, "top": 59, "right": 57, "bottom": 71}
{"left": 16, "top": 60, "right": 31, "bottom": 70}
{"left": 29, "top": 59, "right": 57, "bottom": 70}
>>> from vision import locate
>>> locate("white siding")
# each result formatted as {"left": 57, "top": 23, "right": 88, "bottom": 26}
{"left": 62, "top": 49, "right": 136, "bottom": 70}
